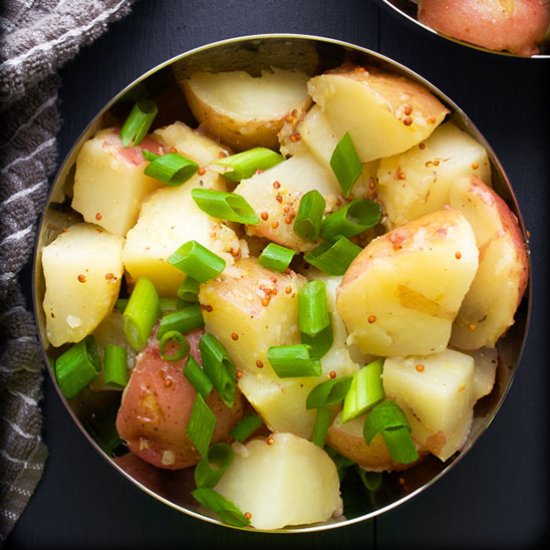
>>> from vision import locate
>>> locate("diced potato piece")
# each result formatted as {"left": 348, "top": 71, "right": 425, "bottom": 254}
{"left": 152, "top": 121, "right": 230, "bottom": 166}
{"left": 122, "top": 170, "right": 246, "bottom": 296}
{"left": 449, "top": 176, "right": 529, "bottom": 349}
{"left": 182, "top": 68, "right": 312, "bottom": 151}
{"left": 377, "top": 122, "right": 492, "bottom": 228}
{"left": 199, "top": 257, "right": 306, "bottom": 378}
{"left": 383, "top": 349, "right": 475, "bottom": 461}
{"left": 42, "top": 223, "right": 123, "bottom": 347}
{"left": 308, "top": 65, "right": 449, "bottom": 162}
{"left": 327, "top": 412, "right": 422, "bottom": 472}
{"left": 215, "top": 433, "right": 342, "bottom": 529}
{"left": 234, "top": 154, "right": 341, "bottom": 252}
{"left": 71, "top": 129, "right": 163, "bottom": 236}
{"left": 464, "top": 347, "right": 498, "bottom": 401}
{"left": 337, "top": 208, "right": 479, "bottom": 357}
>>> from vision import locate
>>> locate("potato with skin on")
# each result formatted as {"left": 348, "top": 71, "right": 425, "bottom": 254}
{"left": 122, "top": 170, "right": 247, "bottom": 297}
{"left": 418, "top": 0, "right": 550, "bottom": 57}
{"left": 116, "top": 332, "right": 244, "bottom": 470}
{"left": 336, "top": 208, "right": 479, "bottom": 357}
{"left": 42, "top": 223, "right": 123, "bottom": 347}
{"left": 182, "top": 68, "right": 312, "bottom": 151}
{"left": 377, "top": 122, "right": 491, "bottom": 229}
{"left": 449, "top": 176, "right": 529, "bottom": 349}
{"left": 71, "top": 129, "right": 164, "bottom": 237}
{"left": 308, "top": 65, "right": 449, "bottom": 163}
{"left": 215, "top": 433, "right": 343, "bottom": 530}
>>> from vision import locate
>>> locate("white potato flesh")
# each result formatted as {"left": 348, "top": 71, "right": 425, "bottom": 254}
{"left": 308, "top": 66, "right": 449, "bottom": 162}
{"left": 152, "top": 121, "right": 230, "bottom": 166}
{"left": 71, "top": 129, "right": 163, "bottom": 237}
{"left": 377, "top": 122, "right": 492, "bottom": 228}
{"left": 463, "top": 347, "right": 498, "bottom": 401}
{"left": 383, "top": 349, "right": 475, "bottom": 461}
{"left": 337, "top": 208, "right": 479, "bottom": 357}
{"left": 182, "top": 69, "right": 312, "bottom": 151}
{"left": 42, "top": 223, "right": 123, "bottom": 347}
{"left": 215, "top": 433, "right": 342, "bottom": 530}
{"left": 122, "top": 170, "right": 245, "bottom": 296}
{"left": 234, "top": 153, "right": 341, "bottom": 252}
{"left": 449, "top": 176, "right": 529, "bottom": 349}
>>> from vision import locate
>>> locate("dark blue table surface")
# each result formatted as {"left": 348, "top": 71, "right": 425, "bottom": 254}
{"left": 7, "top": 1, "right": 549, "bottom": 548}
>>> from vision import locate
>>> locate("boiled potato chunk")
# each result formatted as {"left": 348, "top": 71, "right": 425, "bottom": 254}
{"left": 377, "top": 122, "right": 491, "bottom": 229}
{"left": 308, "top": 65, "right": 449, "bottom": 162}
{"left": 71, "top": 129, "right": 163, "bottom": 236}
{"left": 215, "top": 433, "right": 342, "bottom": 529}
{"left": 383, "top": 349, "right": 475, "bottom": 461}
{"left": 465, "top": 347, "right": 498, "bottom": 401}
{"left": 182, "top": 68, "right": 312, "bottom": 151}
{"left": 42, "top": 223, "right": 123, "bottom": 347}
{"left": 449, "top": 176, "right": 529, "bottom": 349}
{"left": 337, "top": 208, "right": 479, "bottom": 357}
{"left": 234, "top": 153, "right": 341, "bottom": 252}
{"left": 199, "top": 257, "right": 306, "bottom": 378}
{"left": 122, "top": 170, "right": 246, "bottom": 296}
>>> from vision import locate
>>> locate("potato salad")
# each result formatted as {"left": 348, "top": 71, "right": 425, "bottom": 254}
{"left": 41, "top": 62, "right": 528, "bottom": 530}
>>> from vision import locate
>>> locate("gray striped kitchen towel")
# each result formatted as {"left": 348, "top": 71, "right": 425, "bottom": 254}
{"left": 0, "top": 0, "right": 135, "bottom": 542}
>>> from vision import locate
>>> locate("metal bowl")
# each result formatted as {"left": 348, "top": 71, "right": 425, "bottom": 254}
{"left": 32, "top": 34, "right": 531, "bottom": 532}
{"left": 378, "top": 0, "right": 550, "bottom": 58}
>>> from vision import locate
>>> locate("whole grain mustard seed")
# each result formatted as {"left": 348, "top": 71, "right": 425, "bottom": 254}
{"left": 105, "top": 272, "right": 115, "bottom": 280}
{"left": 77, "top": 274, "right": 86, "bottom": 283}
{"left": 256, "top": 359, "right": 264, "bottom": 369}
{"left": 471, "top": 162, "right": 479, "bottom": 170}
{"left": 273, "top": 180, "right": 281, "bottom": 189}
{"left": 403, "top": 116, "right": 413, "bottom": 126}
{"left": 455, "top": 251, "right": 462, "bottom": 259}
{"left": 197, "top": 167, "right": 206, "bottom": 176}
{"left": 95, "top": 212, "right": 102, "bottom": 221}
{"left": 468, "top": 323, "right": 477, "bottom": 332}
{"left": 368, "top": 314, "right": 377, "bottom": 323}
{"left": 328, "top": 370, "right": 337, "bottom": 379}
{"left": 244, "top": 512, "right": 252, "bottom": 521}
{"left": 236, "top": 369, "right": 244, "bottom": 379}
{"left": 231, "top": 332, "right": 239, "bottom": 341}
{"left": 415, "top": 364, "right": 425, "bottom": 373}
{"left": 261, "top": 212, "right": 269, "bottom": 221}
{"left": 266, "top": 436, "right": 275, "bottom": 445}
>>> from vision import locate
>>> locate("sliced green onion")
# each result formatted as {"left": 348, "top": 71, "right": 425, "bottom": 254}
{"left": 258, "top": 243, "right": 296, "bottom": 272}
{"left": 55, "top": 336, "right": 100, "bottom": 399}
{"left": 303, "top": 236, "right": 362, "bottom": 275}
{"left": 306, "top": 376, "right": 353, "bottom": 410}
{"left": 103, "top": 344, "right": 128, "bottom": 389}
{"left": 192, "top": 188, "right": 259, "bottom": 225}
{"left": 311, "top": 406, "right": 331, "bottom": 447}
{"left": 159, "top": 330, "right": 190, "bottom": 362}
{"left": 186, "top": 394, "right": 217, "bottom": 458}
{"left": 177, "top": 276, "right": 201, "bottom": 303}
{"left": 300, "top": 320, "right": 333, "bottom": 360}
{"left": 355, "top": 467, "right": 383, "bottom": 492}
{"left": 330, "top": 132, "right": 362, "bottom": 197}
{"left": 168, "top": 240, "right": 226, "bottom": 283}
{"left": 342, "top": 359, "right": 384, "bottom": 423}
{"left": 363, "top": 399, "right": 411, "bottom": 444}
{"left": 115, "top": 298, "right": 128, "bottom": 313}
{"left": 326, "top": 448, "right": 355, "bottom": 481}
{"left": 157, "top": 304, "right": 204, "bottom": 339}
{"left": 298, "top": 280, "right": 330, "bottom": 337}
{"left": 215, "top": 147, "right": 283, "bottom": 183}
{"left": 122, "top": 277, "right": 159, "bottom": 352}
{"left": 229, "top": 412, "right": 264, "bottom": 442}
{"left": 267, "top": 344, "right": 321, "bottom": 378}
{"left": 191, "top": 487, "right": 251, "bottom": 527}
{"left": 381, "top": 426, "right": 419, "bottom": 464}
{"left": 199, "top": 333, "right": 236, "bottom": 408}
{"left": 194, "top": 443, "right": 234, "bottom": 488}
{"left": 293, "top": 190, "right": 325, "bottom": 241}
{"left": 144, "top": 151, "right": 199, "bottom": 185}
{"left": 320, "top": 199, "right": 381, "bottom": 240}
{"left": 184, "top": 356, "right": 213, "bottom": 399}
{"left": 119, "top": 99, "right": 158, "bottom": 147}
{"left": 159, "top": 298, "right": 185, "bottom": 313}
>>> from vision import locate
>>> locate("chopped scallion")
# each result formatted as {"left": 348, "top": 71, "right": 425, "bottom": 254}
{"left": 298, "top": 280, "right": 330, "bottom": 337}
{"left": 119, "top": 100, "right": 158, "bottom": 147}
{"left": 159, "top": 297, "right": 185, "bottom": 313}
{"left": 157, "top": 304, "right": 204, "bottom": 339}
{"left": 229, "top": 412, "right": 264, "bottom": 442}
{"left": 380, "top": 426, "right": 419, "bottom": 464}
{"left": 194, "top": 443, "right": 234, "bottom": 488}
{"left": 199, "top": 333, "right": 236, "bottom": 408}
{"left": 122, "top": 277, "right": 159, "bottom": 352}
{"left": 192, "top": 188, "right": 259, "bottom": 225}
{"left": 355, "top": 467, "right": 383, "bottom": 492}
{"left": 320, "top": 199, "right": 381, "bottom": 240}
{"left": 177, "top": 276, "right": 201, "bottom": 303}
{"left": 103, "top": 344, "right": 128, "bottom": 389}
{"left": 186, "top": 394, "right": 217, "bottom": 458}
{"left": 330, "top": 132, "right": 362, "bottom": 197}
{"left": 363, "top": 399, "right": 411, "bottom": 444}
{"left": 300, "top": 320, "right": 333, "bottom": 360}
{"left": 55, "top": 336, "right": 100, "bottom": 399}
{"left": 191, "top": 487, "right": 251, "bottom": 527}
{"left": 144, "top": 151, "right": 199, "bottom": 185}
{"left": 303, "top": 236, "right": 362, "bottom": 275}
{"left": 159, "top": 330, "right": 190, "bottom": 362}
{"left": 311, "top": 406, "right": 331, "bottom": 448}
{"left": 215, "top": 147, "right": 283, "bottom": 182}
{"left": 342, "top": 359, "right": 384, "bottom": 423}
{"left": 184, "top": 356, "right": 213, "bottom": 399}
{"left": 258, "top": 243, "right": 296, "bottom": 273}
{"left": 267, "top": 344, "right": 321, "bottom": 378}
{"left": 115, "top": 298, "right": 128, "bottom": 313}
{"left": 306, "top": 376, "right": 353, "bottom": 410}
{"left": 168, "top": 240, "right": 226, "bottom": 283}
{"left": 293, "top": 190, "right": 325, "bottom": 241}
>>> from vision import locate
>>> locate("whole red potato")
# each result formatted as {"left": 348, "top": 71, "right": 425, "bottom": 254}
{"left": 418, "top": 0, "right": 550, "bottom": 56}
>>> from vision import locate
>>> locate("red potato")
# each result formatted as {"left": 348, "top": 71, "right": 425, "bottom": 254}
{"left": 418, "top": 0, "right": 550, "bottom": 56}
{"left": 116, "top": 329, "right": 244, "bottom": 470}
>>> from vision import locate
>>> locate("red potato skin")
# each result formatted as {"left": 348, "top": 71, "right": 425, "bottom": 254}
{"left": 418, "top": 0, "right": 550, "bottom": 56}
{"left": 116, "top": 329, "right": 244, "bottom": 470}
